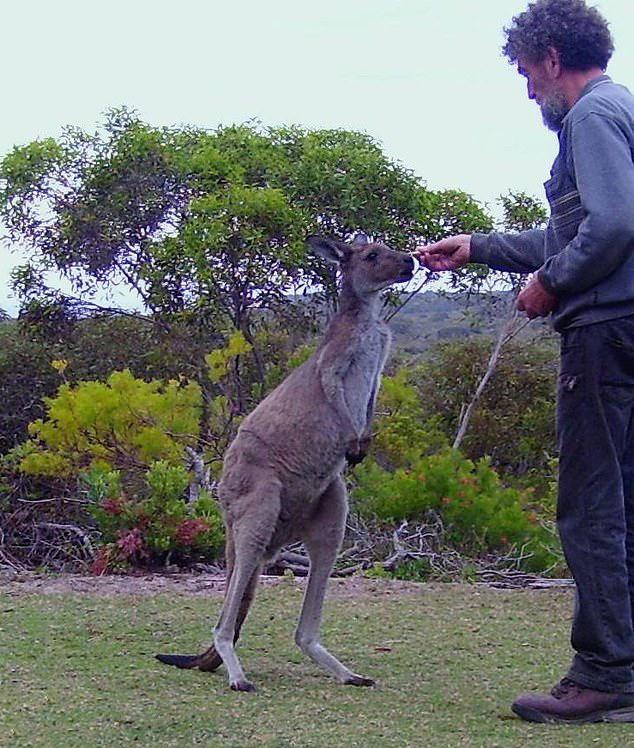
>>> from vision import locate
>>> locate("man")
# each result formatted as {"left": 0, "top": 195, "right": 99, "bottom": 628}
{"left": 417, "top": 0, "right": 634, "bottom": 724}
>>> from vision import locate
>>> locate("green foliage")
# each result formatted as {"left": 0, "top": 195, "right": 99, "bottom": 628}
{"left": 0, "top": 313, "right": 218, "bottom": 456}
{"left": 411, "top": 338, "right": 557, "bottom": 488}
{"left": 371, "top": 370, "right": 448, "bottom": 468}
{"left": 3, "top": 357, "right": 245, "bottom": 569}
{"left": 350, "top": 366, "right": 558, "bottom": 572}
{"left": 0, "top": 138, "right": 65, "bottom": 198}
{"left": 498, "top": 190, "right": 548, "bottom": 233}
{"left": 425, "top": 189, "right": 494, "bottom": 241}
{"left": 0, "top": 320, "right": 63, "bottom": 454}
{"left": 391, "top": 558, "right": 435, "bottom": 582}
{"left": 145, "top": 460, "right": 189, "bottom": 509}
{"left": 8, "top": 329, "right": 256, "bottom": 479}
{"left": 260, "top": 348, "right": 310, "bottom": 395}
{"left": 84, "top": 462, "right": 224, "bottom": 572}
{"left": 274, "top": 126, "right": 426, "bottom": 246}
{"left": 17, "top": 370, "right": 200, "bottom": 479}
{"left": 352, "top": 450, "right": 556, "bottom": 572}
{"left": 205, "top": 331, "right": 252, "bottom": 383}
{"left": 1, "top": 111, "right": 492, "bottom": 367}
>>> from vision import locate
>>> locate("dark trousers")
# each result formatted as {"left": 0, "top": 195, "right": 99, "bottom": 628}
{"left": 558, "top": 315, "right": 634, "bottom": 692}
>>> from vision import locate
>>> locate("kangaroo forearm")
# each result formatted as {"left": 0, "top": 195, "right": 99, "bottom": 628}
{"left": 330, "top": 389, "right": 360, "bottom": 441}
{"left": 319, "top": 365, "right": 359, "bottom": 441}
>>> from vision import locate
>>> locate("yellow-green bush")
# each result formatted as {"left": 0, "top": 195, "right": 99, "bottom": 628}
{"left": 18, "top": 369, "right": 201, "bottom": 479}
{"left": 8, "top": 365, "right": 233, "bottom": 570}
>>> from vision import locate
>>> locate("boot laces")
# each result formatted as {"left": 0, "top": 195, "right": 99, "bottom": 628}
{"left": 551, "top": 677, "right": 584, "bottom": 699}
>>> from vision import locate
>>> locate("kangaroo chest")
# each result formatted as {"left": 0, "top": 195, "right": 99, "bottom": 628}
{"left": 343, "top": 324, "right": 390, "bottom": 433}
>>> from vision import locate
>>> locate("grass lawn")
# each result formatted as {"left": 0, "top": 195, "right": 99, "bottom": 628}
{"left": 0, "top": 577, "right": 630, "bottom": 747}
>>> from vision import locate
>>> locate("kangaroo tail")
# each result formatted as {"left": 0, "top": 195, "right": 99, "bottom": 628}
{"left": 155, "top": 532, "right": 260, "bottom": 673}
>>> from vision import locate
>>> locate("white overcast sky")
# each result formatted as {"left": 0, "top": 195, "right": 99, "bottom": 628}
{"left": 1, "top": 0, "right": 633, "bottom": 314}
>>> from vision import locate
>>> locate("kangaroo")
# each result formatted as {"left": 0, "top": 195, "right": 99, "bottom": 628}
{"left": 156, "top": 233, "right": 414, "bottom": 691}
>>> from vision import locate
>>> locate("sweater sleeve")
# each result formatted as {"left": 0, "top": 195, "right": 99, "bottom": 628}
{"left": 538, "top": 112, "right": 634, "bottom": 295}
{"left": 470, "top": 229, "right": 546, "bottom": 274}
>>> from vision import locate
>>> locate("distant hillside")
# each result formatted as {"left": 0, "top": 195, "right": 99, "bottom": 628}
{"left": 386, "top": 291, "right": 555, "bottom": 354}
{"left": 0, "top": 291, "right": 557, "bottom": 357}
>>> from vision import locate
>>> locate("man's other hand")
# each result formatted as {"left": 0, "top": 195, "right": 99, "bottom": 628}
{"left": 415, "top": 234, "right": 471, "bottom": 272}
{"left": 517, "top": 274, "right": 557, "bottom": 319}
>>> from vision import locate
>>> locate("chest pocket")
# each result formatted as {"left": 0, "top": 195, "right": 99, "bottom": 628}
{"left": 544, "top": 170, "right": 586, "bottom": 243}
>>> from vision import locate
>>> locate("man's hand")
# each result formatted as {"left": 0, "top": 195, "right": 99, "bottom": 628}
{"left": 415, "top": 234, "right": 471, "bottom": 272}
{"left": 516, "top": 274, "right": 557, "bottom": 319}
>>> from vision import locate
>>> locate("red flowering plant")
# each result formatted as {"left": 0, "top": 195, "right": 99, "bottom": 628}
{"left": 82, "top": 462, "right": 224, "bottom": 573}
{"left": 117, "top": 527, "right": 145, "bottom": 558}
{"left": 90, "top": 547, "right": 112, "bottom": 575}
{"left": 177, "top": 518, "right": 210, "bottom": 545}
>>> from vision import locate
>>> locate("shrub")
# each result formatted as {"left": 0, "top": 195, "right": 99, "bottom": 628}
{"left": 5, "top": 363, "right": 239, "bottom": 571}
{"left": 410, "top": 338, "right": 557, "bottom": 488}
{"left": 351, "top": 449, "right": 558, "bottom": 573}
{"left": 16, "top": 369, "right": 201, "bottom": 481}
{"left": 85, "top": 461, "right": 224, "bottom": 572}
{"left": 370, "top": 369, "right": 448, "bottom": 468}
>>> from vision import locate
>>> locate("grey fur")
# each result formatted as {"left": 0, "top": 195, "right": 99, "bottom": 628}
{"left": 156, "top": 235, "right": 414, "bottom": 691}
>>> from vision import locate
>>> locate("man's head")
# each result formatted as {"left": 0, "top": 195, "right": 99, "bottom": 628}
{"left": 503, "top": 0, "right": 614, "bottom": 131}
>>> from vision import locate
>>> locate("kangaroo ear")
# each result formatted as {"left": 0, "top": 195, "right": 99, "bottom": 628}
{"left": 351, "top": 232, "right": 369, "bottom": 248}
{"left": 306, "top": 236, "right": 351, "bottom": 264}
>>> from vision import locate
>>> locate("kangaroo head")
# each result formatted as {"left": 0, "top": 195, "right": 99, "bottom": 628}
{"left": 307, "top": 233, "right": 415, "bottom": 296}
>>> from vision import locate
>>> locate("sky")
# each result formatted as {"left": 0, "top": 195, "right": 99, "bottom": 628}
{"left": 1, "top": 0, "right": 633, "bottom": 314}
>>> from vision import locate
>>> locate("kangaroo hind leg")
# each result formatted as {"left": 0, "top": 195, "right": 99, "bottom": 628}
{"left": 295, "top": 476, "right": 374, "bottom": 686}
{"left": 155, "top": 563, "right": 261, "bottom": 673}
{"left": 156, "top": 483, "right": 279, "bottom": 688}
{"left": 213, "top": 483, "right": 281, "bottom": 691}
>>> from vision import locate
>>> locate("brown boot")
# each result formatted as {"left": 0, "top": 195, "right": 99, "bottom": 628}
{"left": 512, "top": 678, "right": 634, "bottom": 724}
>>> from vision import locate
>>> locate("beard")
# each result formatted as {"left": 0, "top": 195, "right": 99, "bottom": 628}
{"left": 540, "top": 93, "right": 570, "bottom": 132}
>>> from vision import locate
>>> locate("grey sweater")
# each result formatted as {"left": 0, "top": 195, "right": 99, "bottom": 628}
{"left": 470, "top": 75, "right": 634, "bottom": 331}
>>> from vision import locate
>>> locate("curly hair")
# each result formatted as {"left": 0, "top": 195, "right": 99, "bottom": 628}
{"left": 503, "top": 0, "right": 614, "bottom": 70}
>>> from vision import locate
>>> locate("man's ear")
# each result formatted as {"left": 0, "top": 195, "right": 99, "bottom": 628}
{"left": 545, "top": 46, "right": 562, "bottom": 77}
{"left": 306, "top": 235, "right": 351, "bottom": 264}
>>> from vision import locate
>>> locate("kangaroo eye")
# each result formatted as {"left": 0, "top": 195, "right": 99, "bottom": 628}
{"left": 365, "top": 251, "right": 378, "bottom": 261}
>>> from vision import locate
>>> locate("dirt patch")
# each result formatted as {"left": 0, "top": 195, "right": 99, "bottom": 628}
{"left": 0, "top": 570, "right": 432, "bottom": 598}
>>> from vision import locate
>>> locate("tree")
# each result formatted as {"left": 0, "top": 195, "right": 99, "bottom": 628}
{"left": 0, "top": 320, "right": 63, "bottom": 454}
{"left": 1, "top": 110, "right": 494, "bottom": 437}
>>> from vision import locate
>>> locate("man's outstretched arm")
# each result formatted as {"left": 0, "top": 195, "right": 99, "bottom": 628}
{"left": 416, "top": 229, "right": 555, "bottom": 318}
{"left": 416, "top": 227, "right": 546, "bottom": 274}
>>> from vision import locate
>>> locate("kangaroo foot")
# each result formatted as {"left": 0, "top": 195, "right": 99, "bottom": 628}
{"left": 230, "top": 678, "right": 256, "bottom": 692}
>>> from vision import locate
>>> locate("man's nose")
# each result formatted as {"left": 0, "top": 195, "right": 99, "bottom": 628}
{"left": 527, "top": 79, "right": 536, "bottom": 100}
